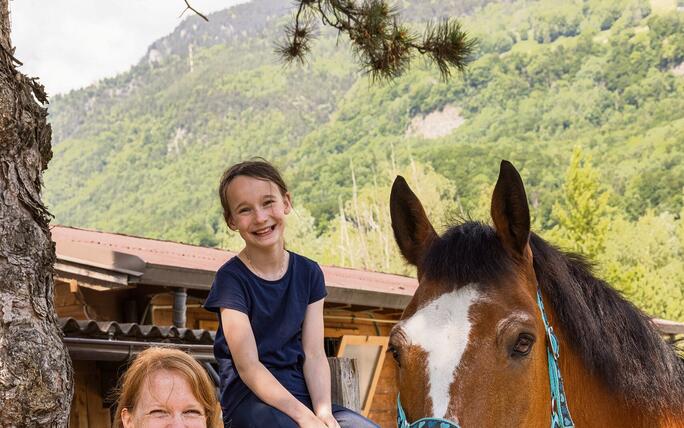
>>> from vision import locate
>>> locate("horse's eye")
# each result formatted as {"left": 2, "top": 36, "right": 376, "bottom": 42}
{"left": 388, "top": 345, "right": 401, "bottom": 367}
{"left": 511, "top": 333, "right": 535, "bottom": 357}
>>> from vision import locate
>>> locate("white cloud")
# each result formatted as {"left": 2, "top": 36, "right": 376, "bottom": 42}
{"left": 10, "top": 0, "right": 246, "bottom": 95}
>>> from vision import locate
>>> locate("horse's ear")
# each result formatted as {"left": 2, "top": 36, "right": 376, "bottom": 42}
{"left": 390, "top": 176, "right": 438, "bottom": 266}
{"left": 491, "top": 160, "right": 530, "bottom": 257}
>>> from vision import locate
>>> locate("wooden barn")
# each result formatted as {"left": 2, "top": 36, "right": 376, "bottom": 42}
{"left": 52, "top": 225, "right": 416, "bottom": 428}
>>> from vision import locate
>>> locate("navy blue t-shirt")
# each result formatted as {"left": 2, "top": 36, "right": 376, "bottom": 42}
{"left": 203, "top": 251, "right": 327, "bottom": 418}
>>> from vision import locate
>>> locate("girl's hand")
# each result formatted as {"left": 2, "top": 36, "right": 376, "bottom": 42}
{"left": 297, "top": 412, "right": 328, "bottom": 428}
{"left": 317, "top": 411, "right": 341, "bottom": 428}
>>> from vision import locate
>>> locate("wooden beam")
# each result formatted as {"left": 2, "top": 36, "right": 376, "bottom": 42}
{"left": 653, "top": 318, "right": 684, "bottom": 335}
{"left": 55, "top": 262, "right": 131, "bottom": 287}
{"left": 328, "top": 357, "right": 361, "bottom": 413}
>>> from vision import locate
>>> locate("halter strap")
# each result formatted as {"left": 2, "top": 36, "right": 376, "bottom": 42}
{"left": 536, "top": 288, "right": 575, "bottom": 428}
{"left": 397, "top": 395, "right": 460, "bottom": 428}
{"left": 396, "top": 288, "right": 575, "bottom": 428}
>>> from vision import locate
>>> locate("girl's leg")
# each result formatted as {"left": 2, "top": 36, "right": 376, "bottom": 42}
{"left": 331, "top": 405, "right": 380, "bottom": 428}
{"left": 227, "top": 393, "right": 298, "bottom": 428}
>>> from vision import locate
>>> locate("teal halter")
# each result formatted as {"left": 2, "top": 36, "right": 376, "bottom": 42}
{"left": 397, "top": 288, "right": 575, "bottom": 428}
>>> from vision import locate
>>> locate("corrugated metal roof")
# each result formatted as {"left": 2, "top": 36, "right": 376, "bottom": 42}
{"left": 59, "top": 317, "right": 215, "bottom": 345}
{"left": 52, "top": 225, "right": 234, "bottom": 272}
{"left": 52, "top": 225, "right": 419, "bottom": 299}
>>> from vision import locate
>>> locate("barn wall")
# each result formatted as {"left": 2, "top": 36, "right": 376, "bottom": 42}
{"left": 368, "top": 352, "right": 398, "bottom": 428}
{"left": 150, "top": 293, "right": 215, "bottom": 328}
{"left": 54, "top": 280, "right": 128, "bottom": 321}
{"left": 54, "top": 280, "right": 88, "bottom": 319}
{"left": 70, "top": 361, "right": 111, "bottom": 428}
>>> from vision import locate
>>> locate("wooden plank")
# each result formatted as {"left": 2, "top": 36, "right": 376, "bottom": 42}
{"left": 56, "top": 304, "right": 88, "bottom": 319}
{"left": 55, "top": 263, "right": 130, "bottom": 287}
{"left": 336, "top": 335, "right": 389, "bottom": 417}
{"left": 86, "top": 362, "right": 112, "bottom": 428}
{"left": 70, "top": 362, "right": 89, "bottom": 428}
{"left": 328, "top": 357, "right": 361, "bottom": 412}
{"left": 654, "top": 318, "right": 684, "bottom": 335}
{"left": 368, "top": 352, "right": 397, "bottom": 427}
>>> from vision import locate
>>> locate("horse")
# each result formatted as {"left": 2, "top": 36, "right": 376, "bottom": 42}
{"left": 388, "top": 160, "right": 684, "bottom": 428}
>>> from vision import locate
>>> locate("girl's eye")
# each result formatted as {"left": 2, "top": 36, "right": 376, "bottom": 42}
{"left": 264, "top": 200, "right": 274, "bottom": 206}
{"left": 239, "top": 208, "right": 251, "bottom": 214}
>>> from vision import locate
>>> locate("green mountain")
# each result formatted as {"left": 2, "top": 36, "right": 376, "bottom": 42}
{"left": 45, "top": 0, "right": 684, "bottom": 318}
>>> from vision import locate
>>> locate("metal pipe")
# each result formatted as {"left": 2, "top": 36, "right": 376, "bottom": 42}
{"left": 62, "top": 337, "right": 214, "bottom": 362}
{"left": 151, "top": 304, "right": 202, "bottom": 310}
{"left": 173, "top": 288, "right": 188, "bottom": 328}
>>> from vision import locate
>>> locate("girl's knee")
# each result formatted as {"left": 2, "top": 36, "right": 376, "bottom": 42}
{"left": 333, "top": 409, "right": 380, "bottom": 428}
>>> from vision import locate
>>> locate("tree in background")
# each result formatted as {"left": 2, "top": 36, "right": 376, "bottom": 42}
{"left": 324, "top": 159, "right": 457, "bottom": 274}
{"left": 0, "top": 1, "right": 73, "bottom": 425}
{"left": 546, "top": 147, "right": 613, "bottom": 260}
{"left": 544, "top": 148, "right": 684, "bottom": 321}
{"left": 600, "top": 211, "right": 684, "bottom": 321}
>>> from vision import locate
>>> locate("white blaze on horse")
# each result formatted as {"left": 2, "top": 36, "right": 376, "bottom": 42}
{"left": 388, "top": 160, "right": 684, "bottom": 428}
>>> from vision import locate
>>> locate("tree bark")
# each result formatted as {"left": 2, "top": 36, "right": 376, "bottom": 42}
{"left": 0, "top": 1, "right": 73, "bottom": 425}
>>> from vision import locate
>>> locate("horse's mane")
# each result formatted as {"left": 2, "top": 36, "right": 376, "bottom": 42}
{"left": 530, "top": 233, "right": 684, "bottom": 411}
{"left": 421, "top": 221, "right": 684, "bottom": 411}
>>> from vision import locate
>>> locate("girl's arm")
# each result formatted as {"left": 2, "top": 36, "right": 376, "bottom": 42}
{"left": 220, "top": 308, "right": 324, "bottom": 427}
{"left": 302, "top": 299, "right": 340, "bottom": 428}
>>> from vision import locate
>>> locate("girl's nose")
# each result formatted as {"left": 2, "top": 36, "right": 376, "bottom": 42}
{"left": 254, "top": 207, "right": 268, "bottom": 222}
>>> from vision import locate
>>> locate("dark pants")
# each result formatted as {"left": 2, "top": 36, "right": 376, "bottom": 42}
{"left": 224, "top": 392, "right": 379, "bottom": 428}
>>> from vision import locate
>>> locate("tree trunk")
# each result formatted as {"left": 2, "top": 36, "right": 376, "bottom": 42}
{"left": 0, "top": 1, "right": 73, "bottom": 425}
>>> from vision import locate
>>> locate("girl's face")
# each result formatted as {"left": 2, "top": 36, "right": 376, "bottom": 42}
{"left": 225, "top": 175, "right": 291, "bottom": 251}
{"left": 121, "top": 369, "right": 207, "bottom": 428}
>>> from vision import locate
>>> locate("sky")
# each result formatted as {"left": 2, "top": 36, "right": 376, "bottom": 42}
{"left": 10, "top": 0, "right": 246, "bottom": 96}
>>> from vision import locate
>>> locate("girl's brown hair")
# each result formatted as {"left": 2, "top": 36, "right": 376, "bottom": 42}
{"left": 112, "top": 347, "right": 221, "bottom": 428}
{"left": 218, "top": 159, "right": 288, "bottom": 226}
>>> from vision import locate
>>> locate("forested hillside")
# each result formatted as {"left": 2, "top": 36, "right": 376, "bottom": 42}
{"left": 45, "top": 0, "right": 684, "bottom": 320}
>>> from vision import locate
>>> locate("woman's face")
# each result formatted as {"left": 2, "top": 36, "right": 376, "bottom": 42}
{"left": 121, "top": 369, "right": 207, "bottom": 428}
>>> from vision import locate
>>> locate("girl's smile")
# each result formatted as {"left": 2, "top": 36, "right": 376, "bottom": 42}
{"left": 251, "top": 224, "right": 278, "bottom": 241}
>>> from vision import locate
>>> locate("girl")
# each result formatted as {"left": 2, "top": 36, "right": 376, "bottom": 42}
{"left": 204, "top": 160, "right": 379, "bottom": 428}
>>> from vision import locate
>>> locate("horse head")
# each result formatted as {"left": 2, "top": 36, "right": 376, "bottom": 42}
{"left": 389, "top": 160, "right": 550, "bottom": 426}
{"left": 389, "top": 160, "right": 684, "bottom": 427}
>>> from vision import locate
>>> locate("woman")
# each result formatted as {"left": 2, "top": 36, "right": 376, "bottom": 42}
{"left": 113, "top": 347, "right": 221, "bottom": 428}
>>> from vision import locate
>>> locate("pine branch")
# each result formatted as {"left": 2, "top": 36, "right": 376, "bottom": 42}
{"left": 181, "top": 0, "right": 209, "bottom": 21}
{"left": 275, "top": 0, "right": 315, "bottom": 64}
{"left": 278, "top": 0, "right": 476, "bottom": 80}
